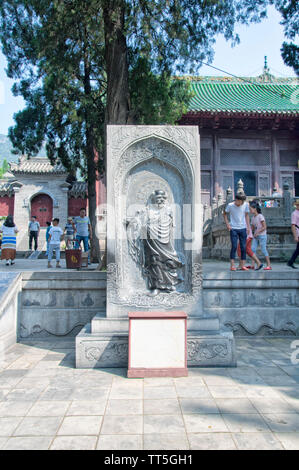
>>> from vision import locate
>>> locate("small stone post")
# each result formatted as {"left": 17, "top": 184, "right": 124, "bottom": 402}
{"left": 237, "top": 179, "right": 244, "bottom": 194}
{"left": 226, "top": 187, "right": 233, "bottom": 203}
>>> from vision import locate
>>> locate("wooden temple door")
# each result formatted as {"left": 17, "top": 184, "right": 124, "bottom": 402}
{"left": 31, "top": 194, "right": 53, "bottom": 227}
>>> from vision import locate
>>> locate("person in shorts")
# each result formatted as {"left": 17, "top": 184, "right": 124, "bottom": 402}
{"left": 236, "top": 225, "right": 263, "bottom": 270}
{"left": 250, "top": 201, "right": 272, "bottom": 270}
{"left": 48, "top": 218, "right": 64, "bottom": 268}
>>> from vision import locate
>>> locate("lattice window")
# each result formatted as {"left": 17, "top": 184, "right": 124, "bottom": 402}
{"left": 258, "top": 173, "right": 270, "bottom": 196}
{"left": 220, "top": 149, "right": 270, "bottom": 167}
{"left": 201, "top": 149, "right": 212, "bottom": 166}
{"left": 280, "top": 150, "right": 299, "bottom": 167}
{"left": 282, "top": 175, "right": 294, "bottom": 191}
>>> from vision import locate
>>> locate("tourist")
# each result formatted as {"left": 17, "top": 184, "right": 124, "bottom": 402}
{"left": 74, "top": 208, "right": 92, "bottom": 262}
{"left": 223, "top": 192, "right": 251, "bottom": 271}
{"left": 271, "top": 187, "right": 282, "bottom": 198}
{"left": 48, "top": 218, "right": 64, "bottom": 268}
{"left": 271, "top": 187, "right": 282, "bottom": 208}
{"left": 64, "top": 217, "right": 75, "bottom": 249}
{"left": 237, "top": 225, "right": 263, "bottom": 270}
{"left": 28, "top": 215, "right": 40, "bottom": 251}
{"left": 45, "top": 221, "right": 51, "bottom": 256}
{"left": 287, "top": 199, "right": 299, "bottom": 269}
{"left": 250, "top": 201, "right": 272, "bottom": 270}
{"left": 0, "top": 215, "right": 18, "bottom": 266}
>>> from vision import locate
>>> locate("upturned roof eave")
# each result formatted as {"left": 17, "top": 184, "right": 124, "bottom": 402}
{"left": 183, "top": 109, "right": 299, "bottom": 118}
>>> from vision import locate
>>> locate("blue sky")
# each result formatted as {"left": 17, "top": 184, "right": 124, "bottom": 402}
{"left": 0, "top": 5, "right": 296, "bottom": 136}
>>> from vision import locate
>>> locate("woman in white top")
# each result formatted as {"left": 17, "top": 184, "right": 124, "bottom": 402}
{"left": 0, "top": 215, "right": 19, "bottom": 266}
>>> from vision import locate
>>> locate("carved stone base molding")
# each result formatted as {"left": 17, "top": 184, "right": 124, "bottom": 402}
{"left": 76, "top": 324, "right": 128, "bottom": 368}
{"left": 187, "top": 332, "right": 236, "bottom": 367}
{"left": 76, "top": 324, "right": 236, "bottom": 368}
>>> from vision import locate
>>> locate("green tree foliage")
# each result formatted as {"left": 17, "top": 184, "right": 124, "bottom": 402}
{"left": 129, "top": 58, "right": 192, "bottom": 125}
{"left": 2, "top": 158, "right": 8, "bottom": 174}
{"left": 0, "top": 159, "right": 9, "bottom": 178}
{"left": 0, "top": 0, "right": 272, "bottom": 158}
{"left": 0, "top": 0, "right": 272, "bottom": 258}
{"left": 272, "top": 0, "right": 299, "bottom": 75}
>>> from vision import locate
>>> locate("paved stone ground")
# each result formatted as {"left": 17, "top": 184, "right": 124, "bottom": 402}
{"left": 1, "top": 337, "right": 299, "bottom": 450}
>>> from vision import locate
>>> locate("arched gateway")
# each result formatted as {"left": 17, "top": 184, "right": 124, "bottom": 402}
{"left": 30, "top": 193, "right": 53, "bottom": 227}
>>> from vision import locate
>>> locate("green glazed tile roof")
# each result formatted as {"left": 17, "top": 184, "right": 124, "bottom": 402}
{"left": 185, "top": 76, "right": 299, "bottom": 115}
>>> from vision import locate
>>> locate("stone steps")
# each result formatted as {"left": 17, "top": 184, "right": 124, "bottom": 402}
{"left": 16, "top": 228, "right": 47, "bottom": 252}
{"left": 91, "top": 313, "right": 220, "bottom": 334}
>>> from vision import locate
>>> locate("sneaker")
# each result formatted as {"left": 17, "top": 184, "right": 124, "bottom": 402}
{"left": 255, "top": 264, "right": 264, "bottom": 271}
{"left": 48, "top": 263, "right": 52, "bottom": 268}
{"left": 6, "top": 261, "right": 10, "bottom": 266}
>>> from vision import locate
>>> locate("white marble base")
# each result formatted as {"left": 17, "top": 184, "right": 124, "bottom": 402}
{"left": 128, "top": 311, "right": 188, "bottom": 377}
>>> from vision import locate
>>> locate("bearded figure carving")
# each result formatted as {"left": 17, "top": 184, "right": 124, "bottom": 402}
{"left": 127, "top": 190, "right": 184, "bottom": 296}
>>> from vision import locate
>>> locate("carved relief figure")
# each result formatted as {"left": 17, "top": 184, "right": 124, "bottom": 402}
{"left": 231, "top": 293, "right": 242, "bottom": 308}
{"left": 247, "top": 293, "right": 258, "bottom": 306}
{"left": 284, "top": 293, "right": 295, "bottom": 306}
{"left": 264, "top": 292, "right": 278, "bottom": 307}
{"left": 82, "top": 293, "right": 94, "bottom": 306}
{"left": 212, "top": 292, "right": 222, "bottom": 307}
{"left": 127, "top": 189, "right": 184, "bottom": 296}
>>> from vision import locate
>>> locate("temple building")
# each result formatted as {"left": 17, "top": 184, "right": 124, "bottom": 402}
{"left": 179, "top": 62, "right": 299, "bottom": 205}
{"left": 0, "top": 63, "right": 298, "bottom": 233}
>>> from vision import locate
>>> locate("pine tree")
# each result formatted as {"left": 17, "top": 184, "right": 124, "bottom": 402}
{"left": 0, "top": 0, "right": 272, "bottom": 259}
{"left": 273, "top": 0, "right": 299, "bottom": 75}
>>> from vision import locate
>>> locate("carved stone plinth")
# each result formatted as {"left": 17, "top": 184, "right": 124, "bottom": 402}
{"left": 76, "top": 125, "right": 236, "bottom": 369}
{"left": 187, "top": 332, "right": 236, "bottom": 367}
{"left": 76, "top": 324, "right": 236, "bottom": 368}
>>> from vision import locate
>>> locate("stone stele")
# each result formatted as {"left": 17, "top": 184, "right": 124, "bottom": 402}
{"left": 76, "top": 125, "right": 236, "bottom": 368}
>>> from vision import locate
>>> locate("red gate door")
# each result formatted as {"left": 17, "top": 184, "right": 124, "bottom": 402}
{"left": 31, "top": 194, "right": 53, "bottom": 227}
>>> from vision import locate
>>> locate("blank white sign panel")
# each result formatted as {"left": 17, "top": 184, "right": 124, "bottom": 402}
{"left": 130, "top": 319, "right": 185, "bottom": 369}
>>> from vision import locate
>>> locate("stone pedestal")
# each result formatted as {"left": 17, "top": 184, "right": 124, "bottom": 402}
{"left": 76, "top": 125, "right": 236, "bottom": 368}
{"left": 127, "top": 311, "right": 188, "bottom": 378}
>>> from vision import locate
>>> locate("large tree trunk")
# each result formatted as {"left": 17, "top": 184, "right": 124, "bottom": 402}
{"left": 86, "top": 151, "right": 101, "bottom": 263}
{"left": 98, "top": 1, "right": 130, "bottom": 269}
{"left": 103, "top": 0, "right": 130, "bottom": 124}
{"left": 83, "top": 38, "right": 102, "bottom": 264}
